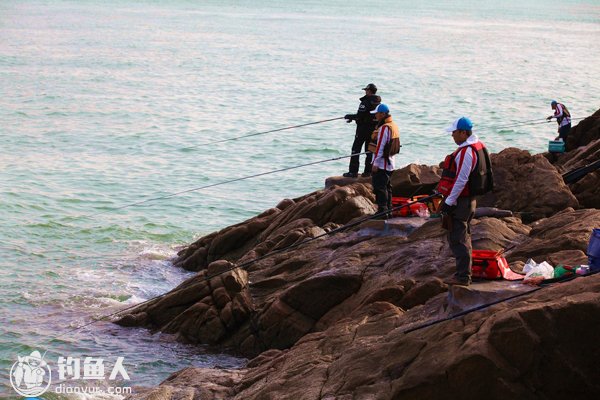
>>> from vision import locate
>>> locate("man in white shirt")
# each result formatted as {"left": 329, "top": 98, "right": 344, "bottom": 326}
{"left": 370, "top": 103, "right": 399, "bottom": 219}
{"left": 546, "top": 100, "right": 571, "bottom": 141}
{"left": 438, "top": 117, "right": 491, "bottom": 286}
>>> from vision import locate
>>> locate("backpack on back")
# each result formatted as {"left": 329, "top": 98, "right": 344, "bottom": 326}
{"left": 559, "top": 103, "right": 571, "bottom": 119}
{"left": 383, "top": 135, "right": 401, "bottom": 159}
{"left": 468, "top": 145, "right": 494, "bottom": 196}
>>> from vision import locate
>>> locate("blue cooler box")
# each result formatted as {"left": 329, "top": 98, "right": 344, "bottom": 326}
{"left": 548, "top": 140, "right": 565, "bottom": 153}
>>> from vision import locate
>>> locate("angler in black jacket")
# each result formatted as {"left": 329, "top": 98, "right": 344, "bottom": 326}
{"left": 343, "top": 83, "right": 381, "bottom": 178}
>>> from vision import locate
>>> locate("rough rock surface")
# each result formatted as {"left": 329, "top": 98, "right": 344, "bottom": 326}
{"left": 477, "top": 147, "right": 579, "bottom": 220}
{"left": 505, "top": 208, "right": 599, "bottom": 265}
{"left": 389, "top": 163, "right": 442, "bottom": 197}
{"left": 129, "top": 367, "right": 245, "bottom": 400}
{"left": 565, "top": 107, "right": 600, "bottom": 151}
{"left": 127, "top": 274, "right": 600, "bottom": 400}
{"left": 553, "top": 138, "right": 600, "bottom": 209}
{"left": 228, "top": 275, "right": 600, "bottom": 400}
{"left": 171, "top": 183, "right": 376, "bottom": 272}
{"left": 549, "top": 107, "right": 600, "bottom": 209}
{"left": 325, "top": 163, "right": 441, "bottom": 197}
{"left": 120, "top": 192, "right": 600, "bottom": 399}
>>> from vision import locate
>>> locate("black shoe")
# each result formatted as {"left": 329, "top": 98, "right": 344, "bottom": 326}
{"left": 443, "top": 277, "right": 471, "bottom": 287}
{"left": 361, "top": 172, "right": 371, "bottom": 177}
{"left": 343, "top": 172, "right": 358, "bottom": 178}
{"left": 373, "top": 209, "right": 390, "bottom": 220}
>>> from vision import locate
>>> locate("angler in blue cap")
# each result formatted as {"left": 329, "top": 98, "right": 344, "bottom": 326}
{"left": 369, "top": 103, "right": 400, "bottom": 219}
{"left": 437, "top": 117, "right": 493, "bottom": 286}
{"left": 546, "top": 100, "right": 572, "bottom": 141}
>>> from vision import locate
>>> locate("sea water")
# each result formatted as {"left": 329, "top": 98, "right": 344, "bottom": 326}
{"left": 1, "top": 0, "right": 600, "bottom": 396}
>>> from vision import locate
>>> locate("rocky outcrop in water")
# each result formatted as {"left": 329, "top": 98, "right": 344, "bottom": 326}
{"left": 120, "top": 108, "right": 600, "bottom": 400}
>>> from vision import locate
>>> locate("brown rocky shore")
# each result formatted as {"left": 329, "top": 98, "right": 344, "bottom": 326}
{"left": 118, "top": 109, "right": 600, "bottom": 400}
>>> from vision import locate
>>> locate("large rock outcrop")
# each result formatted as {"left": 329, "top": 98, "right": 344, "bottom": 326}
{"left": 127, "top": 274, "right": 600, "bottom": 400}
{"left": 549, "top": 107, "right": 600, "bottom": 209}
{"left": 390, "top": 163, "right": 442, "bottom": 197}
{"left": 565, "top": 108, "right": 600, "bottom": 151}
{"left": 228, "top": 274, "right": 600, "bottom": 400}
{"left": 119, "top": 109, "right": 600, "bottom": 400}
{"left": 325, "top": 163, "right": 442, "bottom": 198}
{"left": 478, "top": 148, "right": 579, "bottom": 220}
{"left": 118, "top": 185, "right": 600, "bottom": 363}
{"left": 120, "top": 208, "right": 600, "bottom": 399}
{"left": 172, "top": 183, "right": 376, "bottom": 272}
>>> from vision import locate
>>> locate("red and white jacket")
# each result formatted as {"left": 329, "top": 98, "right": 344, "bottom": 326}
{"left": 442, "top": 134, "right": 481, "bottom": 206}
{"left": 553, "top": 103, "right": 571, "bottom": 128}
{"left": 372, "top": 117, "right": 398, "bottom": 171}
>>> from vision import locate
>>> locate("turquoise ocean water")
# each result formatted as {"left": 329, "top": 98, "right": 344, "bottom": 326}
{"left": 1, "top": 0, "right": 600, "bottom": 396}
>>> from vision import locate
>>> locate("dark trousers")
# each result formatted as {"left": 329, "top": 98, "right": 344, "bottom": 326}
{"left": 558, "top": 123, "right": 571, "bottom": 140}
{"left": 448, "top": 197, "right": 476, "bottom": 282}
{"left": 348, "top": 130, "right": 373, "bottom": 174}
{"left": 372, "top": 169, "right": 392, "bottom": 214}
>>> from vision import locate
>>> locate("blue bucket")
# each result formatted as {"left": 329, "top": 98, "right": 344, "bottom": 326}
{"left": 588, "top": 229, "right": 600, "bottom": 271}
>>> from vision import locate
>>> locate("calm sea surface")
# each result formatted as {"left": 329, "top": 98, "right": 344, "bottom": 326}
{"left": 1, "top": 0, "right": 600, "bottom": 396}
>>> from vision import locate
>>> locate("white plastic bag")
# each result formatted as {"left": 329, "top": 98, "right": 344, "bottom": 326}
{"left": 523, "top": 259, "right": 554, "bottom": 280}
{"left": 415, "top": 207, "right": 430, "bottom": 218}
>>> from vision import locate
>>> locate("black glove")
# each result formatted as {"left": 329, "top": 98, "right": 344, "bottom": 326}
{"left": 344, "top": 114, "right": 355, "bottom": 123}
{"left": 439, "top": 202, "right": 456, "bottom": 215}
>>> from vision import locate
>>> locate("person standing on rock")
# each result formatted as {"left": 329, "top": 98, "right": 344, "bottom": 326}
{"left": 437, "top": 117, "right": 493, "bottom": 286}
{"left": 370, "top": 103, "right": 400, "bottom": 219}
{"left": 546, "top": 100, "right": 572, "bottom": 141}
{"left": 343, "top": 83, "right": 381, "bottom": 178}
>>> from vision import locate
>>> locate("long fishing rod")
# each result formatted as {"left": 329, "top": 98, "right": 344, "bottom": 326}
{"left": 479, "top": 116, "right": 588, "bottom": 131}
{"left": 179, "top": 116, "right": 345, "bottom": 151}
{"left": 477, "top": 117, "right": 549, "bottom": 130}
{"left": 52, "top": 194, "right": 441, "bottom": 340}
{"left": 496, "top": 118, "right": 584, "bottom": 130}
{"left": 171, "top": 114, "right": 599, "bottom": 155}
{"left": 403, "top": 269, "right": 600, "bottom": 335}
{"left": 78, "top": 151, "right": 369, "bottom": 220}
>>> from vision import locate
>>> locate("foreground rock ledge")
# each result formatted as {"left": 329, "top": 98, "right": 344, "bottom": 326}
{"left": 128, "top": 275, "right": 600, "bottom": 400}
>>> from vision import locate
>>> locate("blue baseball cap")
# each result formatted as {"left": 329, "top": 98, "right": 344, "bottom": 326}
{"left": 551, "top": 100, "right": 557, "bottom": 106}
{"left": 370, "top": 103, "right": 390, "bottom": 114}
{"left": 445, "top": 117, "right": 473, "bottom": 133}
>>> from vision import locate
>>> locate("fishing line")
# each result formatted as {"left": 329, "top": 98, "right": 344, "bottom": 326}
{"left": 173, "top": 114, "right": 595, "bottom": 153}
{"left": 78, "top": 151, "right": 369, "bottom": 220}
{"left": 479, "top": 116, "right": 587, "bottom": 131}
{"left": 178, "top": 116, "right": 345, "bottom": 151}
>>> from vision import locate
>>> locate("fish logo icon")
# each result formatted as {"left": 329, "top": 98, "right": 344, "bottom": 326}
{"left": 10, "top": 350, "right": 52, "bottom": 397}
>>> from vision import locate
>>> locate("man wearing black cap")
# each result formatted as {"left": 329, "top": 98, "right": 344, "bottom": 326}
{"left": 343, "top": 83, "right": 381, "bottom": 178}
